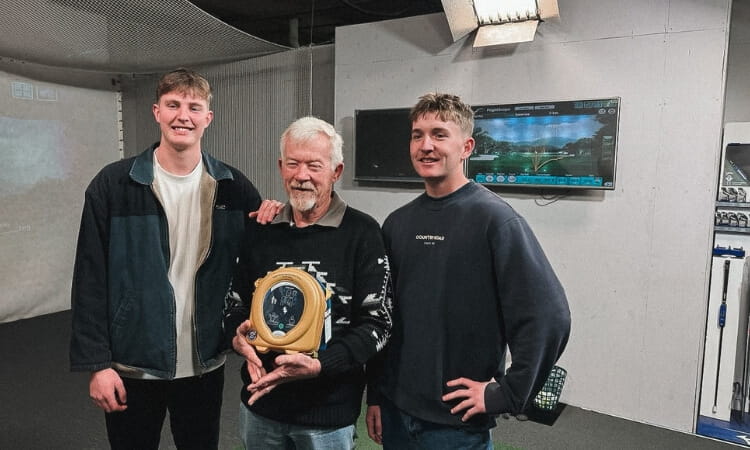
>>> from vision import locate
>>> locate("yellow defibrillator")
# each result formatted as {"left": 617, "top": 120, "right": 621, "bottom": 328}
{"left": 245, "top": 267, "right": 331, "bottom": 356}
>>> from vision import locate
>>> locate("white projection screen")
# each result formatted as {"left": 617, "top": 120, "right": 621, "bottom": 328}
{"left": 0, "top": 70, "right": 120, "bottom": 323}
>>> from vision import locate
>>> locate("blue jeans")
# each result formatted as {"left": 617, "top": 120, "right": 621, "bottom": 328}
{"left": 380, "top": 397, "right": 493, "bottom": 450}
{"left": 239, "top": 404, "right": 355, "bottom": 450}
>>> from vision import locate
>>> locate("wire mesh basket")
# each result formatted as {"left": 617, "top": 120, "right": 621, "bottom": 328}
{"left": 533, "top": 365, "right": 567, "bottom": 411}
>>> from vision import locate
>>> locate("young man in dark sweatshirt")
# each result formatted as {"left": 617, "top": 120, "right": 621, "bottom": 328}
{"left": 366, "top": 93, "right": 571, "bottom": 449}
{"left": 229, "top": 116, "right": 392, "bottom": 449}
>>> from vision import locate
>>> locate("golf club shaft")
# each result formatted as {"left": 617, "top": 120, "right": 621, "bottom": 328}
{"left": 713, "top": 259, "right": 730, "bottom": 414}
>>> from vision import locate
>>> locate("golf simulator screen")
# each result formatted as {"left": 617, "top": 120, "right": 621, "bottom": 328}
{"left": 468, "top": 98, "right": 620, "bottom": 190}
{"left": 353, "top": 97, "right": 620, "bottom": 189}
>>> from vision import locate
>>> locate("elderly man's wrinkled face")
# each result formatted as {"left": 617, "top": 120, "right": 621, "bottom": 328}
{"left": 279, "top": 133, "right": 343, "bottom": 214}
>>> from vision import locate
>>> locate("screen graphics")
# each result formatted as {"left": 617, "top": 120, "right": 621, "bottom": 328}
{"left": 468, "top": 98, "right": 620, "bottom": 190}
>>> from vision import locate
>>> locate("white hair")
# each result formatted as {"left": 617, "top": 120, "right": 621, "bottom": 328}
{"left": 279, "top": 116, "right": 344, "bottom": 168}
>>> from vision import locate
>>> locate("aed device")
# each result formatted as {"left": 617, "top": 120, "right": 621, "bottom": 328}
{"left": 245, "top": 267, "right": 330, "bottom": 356}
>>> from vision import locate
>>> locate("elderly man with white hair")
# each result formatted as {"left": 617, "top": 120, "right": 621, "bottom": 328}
{"left": 228, "top": 116, "right": 392, "bottom": 450}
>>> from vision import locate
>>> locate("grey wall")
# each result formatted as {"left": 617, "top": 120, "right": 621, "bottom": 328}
{"left": 334, "top": 1, "right": 731, "bottom": 432}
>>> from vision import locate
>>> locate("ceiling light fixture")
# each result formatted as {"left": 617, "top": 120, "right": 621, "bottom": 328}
{"left": 441, "top": 0, "right": 559, "bottom": 48}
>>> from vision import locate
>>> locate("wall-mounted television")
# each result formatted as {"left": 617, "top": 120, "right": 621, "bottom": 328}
{"left": 468, "top": 98, "right": 620, "bottom": 189}
{"left": 354, "top": 107, "right": 419, "bottom": 183}
{"left": 353, "top": 97, "right": 620, "bottom": 189}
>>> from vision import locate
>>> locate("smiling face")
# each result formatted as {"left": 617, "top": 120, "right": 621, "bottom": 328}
{"left": 410, "top": 112, "right": 474, "bottom": 197}
{"left": 279, "top": 132, "right": 343, "bottom": 224}
{"left": 152, "top": 90, "right": 213, "bottom": 153}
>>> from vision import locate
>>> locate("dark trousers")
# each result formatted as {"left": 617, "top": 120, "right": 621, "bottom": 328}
{"left": 104, "top": 365, "right": 224, "bottom": 450}
{"left": 380, "top": 396, "right": 492, "bottom": 450}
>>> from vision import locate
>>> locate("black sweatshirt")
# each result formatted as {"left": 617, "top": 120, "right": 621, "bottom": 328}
{"left": 230, "top": 193, "right": 392, "bottom": 427}
{"left": 368, "top": 182, "right": 570, "bottom": 429}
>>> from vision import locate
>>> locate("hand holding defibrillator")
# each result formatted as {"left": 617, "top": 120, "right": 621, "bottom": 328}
{"left": 235, "top": 267, "right": 332, "bottom": 405}
{"left": 246, "top": 352, "right": 322, "bottom": 405}
{"left": 233, "top": 320, "right": 266, "bottom": 384}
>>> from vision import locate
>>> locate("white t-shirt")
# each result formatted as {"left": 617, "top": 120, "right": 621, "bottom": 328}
{"left": 153, "top": 154, "right": 203, "bottom": 379}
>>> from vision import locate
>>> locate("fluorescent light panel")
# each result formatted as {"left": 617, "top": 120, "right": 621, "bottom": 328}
{"left": 441, "top": 0, "right": 559, "bottom": 47}
{"left": 473, "top": 20, "right": 538, "bottom": 47}
{"left": 473, "top": 0, "right": 539, "bottom": 24}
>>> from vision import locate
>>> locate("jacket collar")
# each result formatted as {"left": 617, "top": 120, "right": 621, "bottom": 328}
{"left": 272, "top": 191, "right": 347, "bottom": 228}
{"left": 129, "top": 142, "right": 234, "bottom": 185}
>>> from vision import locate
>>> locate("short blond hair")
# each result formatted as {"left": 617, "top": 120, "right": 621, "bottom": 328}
{"left": 156, "top": 68, "right": 212, "bottom": 106}
{"left": 409, "top": 93, "right": 474, "bottom": 136}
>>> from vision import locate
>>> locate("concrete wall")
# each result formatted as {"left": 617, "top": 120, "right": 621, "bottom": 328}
{"left": 334, "top": 0, "right": 732, "bottom": 432}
